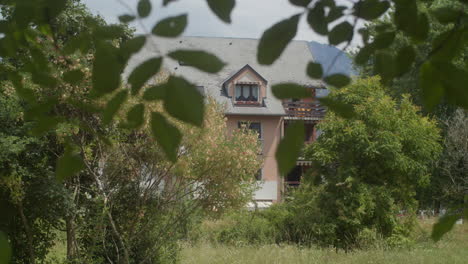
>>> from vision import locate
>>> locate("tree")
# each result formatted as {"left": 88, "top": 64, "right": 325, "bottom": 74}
{"left": 295, "top": 77, "right": 441, "bottom": 249}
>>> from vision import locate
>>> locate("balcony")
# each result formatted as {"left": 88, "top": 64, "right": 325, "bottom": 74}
{"left": 282, "top": 101, "right": 326, "bottom": 120}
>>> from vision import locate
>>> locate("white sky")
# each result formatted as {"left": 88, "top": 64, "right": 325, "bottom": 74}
{"left": 82, "top": 0, "right": 363, "bottom": 48}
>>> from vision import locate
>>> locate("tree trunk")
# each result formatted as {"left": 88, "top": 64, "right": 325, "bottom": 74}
{"left": 66, "top": 216, "right": 78, "bottom": 260}
{"left": 18, "top": 202, "right": 35, "bottom": 264}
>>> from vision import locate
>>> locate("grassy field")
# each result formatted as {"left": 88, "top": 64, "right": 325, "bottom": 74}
{"left": 181, "top": 220, "right": 468, "bottom": 264}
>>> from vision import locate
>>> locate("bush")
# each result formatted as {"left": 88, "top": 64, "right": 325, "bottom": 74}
{"left": 190, "top": 210, "right": 276, "bottom": 246}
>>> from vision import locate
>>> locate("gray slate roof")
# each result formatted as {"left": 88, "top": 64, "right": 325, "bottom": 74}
{"left": 125, "top": 36, "right": 324, "bottom": 116}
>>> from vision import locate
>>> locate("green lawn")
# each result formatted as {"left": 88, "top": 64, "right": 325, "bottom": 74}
{"left": 181, "top": 221, "right": 468, "bottom": 264}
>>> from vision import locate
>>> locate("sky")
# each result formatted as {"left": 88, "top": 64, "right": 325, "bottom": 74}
{"left": 82, "top": 0, "right": 363, "bottom": 48}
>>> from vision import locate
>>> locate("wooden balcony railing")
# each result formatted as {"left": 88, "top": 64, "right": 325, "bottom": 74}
{"left": 282, "top": 101, "right": 326, "bottom": 119}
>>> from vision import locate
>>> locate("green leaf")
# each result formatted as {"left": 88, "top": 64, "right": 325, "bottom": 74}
{"left": 120, "top": 36, "right": 147, "bottom": 62}
{"left": 31, "top": 116, "right": 62, "bottom": 136}
{"left": 56, "top": 146, "right": 84, "bottom": 182}
{"left": 324, "top": 74, "right": 350, "bottom": 88}
{"left": 168, "top": 50, "right": 225, "bottom": 73}
{"left": 327, "top": 6, "right": 346, "bottom": 23}
{"left": 102, "top": 90, "right": 128, "bottom": 125}
{"left": 63, "top": 69, "right": 84, "bottom": 85}
{"left": 258, "top": 14, "right": 300, "bottom": 65}
{"left": 431, "top": 7, "right": 460, "bottom": 24}
{"left": 164, "top": 76, "right": 204, "bottom": 126}
{"left": 289, "top": 0, "right": 312, "bottom": 7}
{"left": 354, "top": 0, "right": 390, "bottom": 20}
{"left": 143, "top": 84, "right": 167, "bottom": 101}
{"left": 355, "top": 44, "right": 374, "bottom": 65}
{"left": 433, "top": 62, "right": 468, "bottom": 108}
{"left": 152, "top": 14, "right": 187, "bottom": 37}
{"left": 137, "top": 0, "right": 151, "bottom": 18}
{"left": 272, "top": 83, "right": 311, "bottom": 99}
{"left": 328, "top": 21, "right": 353, "bottom": 45}
{"left": 372, "top": 31, "right": 395, "bottom": 49}
{"left": 431, "top": 214, "right": 460, "bottom": 242}
{"left": 128, "top": 57, "right": 163, "bottom": 95}
{"left": 394, "top": 0, "right": 418, "bottom": 36}
{"left": 307, "top": 62, "right": 323, "bottom": 79}
{"left": 431, "top": 28, "right": 466, "bottom": 62}
{"left": 374, "top": 51, "right": 396, "bottom": 83}
{"left": 413, "top": 12, "right": 429, "bottom": 42}
{"left": 126, "top": 104, "right": 145, "bottom": 129}
{"left": 206, "top": 0, "right": 236, "bottom": 23}
{"left": 419, "top": 62, "right": 444, "bottom": 110}
{"left": 276, "top": 121, "right": 305, "bottom": 175}
{"left": 396, "top": 45, "right": 415, "bottom": 77}
{"left": 307, "top": 3, "right": 328, "bottom": 35}
{"left": 319, "top": 97, "right": 355, "bottom": 119}
{"left": 92, "top": 42, "right": 123, "bottom": 96}
{"left": 119, "top": 14, "right": 136, "bottom": 23}
{"left": 150, "top": 112, "right": 182, "bottom": 162}
{"left": 0, "top": 231, "right": 11, "bottom": 264}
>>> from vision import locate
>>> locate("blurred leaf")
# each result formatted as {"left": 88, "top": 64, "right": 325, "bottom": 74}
{"left": 56, "top": 146, "right": 84, "bottom": 182}
{"left": 152, "top": 14, "right": 187, "bottom": 37}
{"left": 168, "top": 50, "right": 225, "bottom": 73}
{"left": 354, "top": 0, "right": 390, "bottom": 20}
{"left": 308, "top": 3, "right": 328, "bottom": 35}
{"left": 93, "top": 25, "right": 127, "bottom": 41}
{"left": 372, "top": 31, "right": 395, "bottom": 49}
{"left": 0, "top": 231, "right": 11, "bottom": 264}
{"left": 307, "top": 62, "right": 323, "bottom": 79}
{"left": 394, "top": 0, "right": 418, "bottom": 36}
{"left": 431, "top": 7, "right": 460, "bottom": 24}
{"left": 324, "top": 74, "right": 350, "bottom": 88}
{"left": 374, "top": 51, "right": 396, "bottom": 83}
{"left": 119, "top": 14, "right": 136, "bottom": 23}
{"left": 143, "top": 84, "right": 167, "bottom": 101}
{"left": 63, "top": 69, "right": 84, "bottom": 85}
{"left": 327, "top": 5, "right": 346, "bottom": 23}
{"left": 128, "top": 57, "right": 162, "bottom": 95}
{"left": 413, "top": 12, "right": 429, "bottom": 42}
{"left": 272, "top": 83, "right": 311, "bottom": 99}
{"left": 102, "top": 90, "right": 128, "bottom": 125}
{"left": 431, "top": 28, "right": 466, "bottom": 62}
{"left": 31, "top": 116, "right": 62, "bottom": 136}
{"left": 289, "top": 0, "right": 312, "bottom": 7}
{"left": 319, "top": 97, "right": 355, "bottom": 119}
{"left": 396, "top": 45, "right": 415, "bottom": 76}
{"left": 126, "top": 104, "right": 145, "bottom": 129}
{"left": 120, "top": 36, "right": 146, "bottom": 62}
{"left": 328, "top": 21, "right": 353, "bottom": 45}
{"left": 276, "top": 121, "right": 305, "bottom": 175}
{"left": 137, "top": 0, "right": 151, "bottom": 18}
{"left": 419, "top": 62, "right": 444, "bottom": 110}
{"left": 92, "top": 42, "right": 122, "bottom": 96}
{"left": 150, "top": 112, "right": 182, "bottom": 162}
{"left": 431, "top": 214, "right": 460, "bottom": 242}
{"left": 206, "top": 0, "right": 235, "bottom": 23}
{"left": 164, "top": 76, "right": 204, "bottom": 126}
{"left": 433, "top": 62, "right": 468, "bottom": 108}
{"left": 355, "top": 44, "right": 374, "bottom": 65}
{"left": 258, "top": 14, "right": 300, "bottom": 65}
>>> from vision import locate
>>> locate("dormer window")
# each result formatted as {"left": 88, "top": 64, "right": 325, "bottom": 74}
{"left": 235, "top": 84, "right": 259, "bottom": 102}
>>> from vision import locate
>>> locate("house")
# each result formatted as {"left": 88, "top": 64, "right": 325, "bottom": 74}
{"left": 128, "top": 36, "right": 326, "bottom": 206}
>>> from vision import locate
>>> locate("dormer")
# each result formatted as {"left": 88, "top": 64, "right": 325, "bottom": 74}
{"left": 222, "top": 65, "right": 268, "bottom": 107}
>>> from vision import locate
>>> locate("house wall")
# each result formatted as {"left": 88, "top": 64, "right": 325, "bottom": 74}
{"left": 226, "top": 114, "right": 283, "bottom": 202}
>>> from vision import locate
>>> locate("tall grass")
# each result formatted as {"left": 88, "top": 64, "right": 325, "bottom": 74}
{"left": 181, "top": 220, "right": 468, "bottom": 264}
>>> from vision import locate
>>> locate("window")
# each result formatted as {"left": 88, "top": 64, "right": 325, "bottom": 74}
{"left": 255, "top": 169, "right": 262, "bottom": 181}
{"left": 238, "top": 121, "right": 262, "bottom": 139}
{"left": 235, "top": 84, "right": 259, "bottom": 102}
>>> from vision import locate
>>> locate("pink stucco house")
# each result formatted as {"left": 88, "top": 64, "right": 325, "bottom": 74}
{"left": 130, "top": 36, "right": 327, "bottom": 206}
